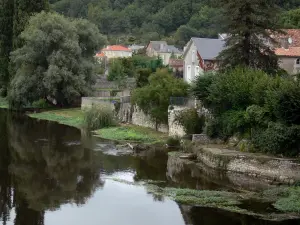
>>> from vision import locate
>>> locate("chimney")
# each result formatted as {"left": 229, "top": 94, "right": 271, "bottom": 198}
{"left": 160, "top": 43, "right": 164, "bottom": 51}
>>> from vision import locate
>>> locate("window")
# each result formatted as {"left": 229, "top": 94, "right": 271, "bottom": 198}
{"left": 296, "top": 58, "right": 300, "bottom": 65}
{"left": 186, "top": 65, "right": 192, "bottom": 83}
{"left": 195, "top": 66, "right": 200, "bottom": 76}
{"left": 192, "top": 50, "right": 195, "bottom": 63}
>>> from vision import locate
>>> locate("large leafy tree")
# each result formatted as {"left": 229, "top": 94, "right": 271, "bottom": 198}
{"left": 132, "top": 69, "right": 189, "bottom": 129}
{"left": 218, "top": 0, "right": 281, "bottom": 74}
{"left": 13, "top": 0, "right": 49, "bottom": 49}
{"left": 8, "top": 12, "right": 107, "bottom": 108}
{"left": 280, "top": 9, "right": 300, "bottom": 28}
{"left": 0, "top": 0, "right": 14, "bottom": 95}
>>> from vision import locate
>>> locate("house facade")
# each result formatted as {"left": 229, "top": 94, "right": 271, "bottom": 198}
{"left": 272, "top": 29, "right": 300, "bottom": 75}
{"left": 183, "top": 38, "right": 225, "bottom": 83}
{"left": 146, "top": 41, "right": 182, "bottom": 65}
{"left": 97, "top": 45, "right": 133, "bottom": 59}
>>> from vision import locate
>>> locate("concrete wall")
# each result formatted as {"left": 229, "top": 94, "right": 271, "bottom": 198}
{"left": 278, "top": 57, "right": 300, "bottom": 75}
{"left": 81, "top": 97, "right": 115, "bottom": 110}
{"left": 168, "top": 106, "right": 187, "bottom": 137}
{"left": 103, "top": 50, "right": 132, "bottom": 59}
{"left": 132, "top": 106, "right": 168, "bottom": 133}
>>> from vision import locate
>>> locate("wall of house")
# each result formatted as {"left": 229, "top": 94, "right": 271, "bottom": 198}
{"left": 103, "top": 51, "right": 132, "bottom": 59}
{"left": 279, "top": 57, "right": 300, "bottom": 75}
{"left": 183, "top": 42, "right": 204, "bottom": 84}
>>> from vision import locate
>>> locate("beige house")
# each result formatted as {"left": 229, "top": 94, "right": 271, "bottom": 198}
{"left": 146, "top": 41, "right": 182, "bottom": 65}
{"left": 272, "top": 29, "right": 300, "bottom": 75}
{"left": 98, "top": 45, "right": 132, "bottom": 59}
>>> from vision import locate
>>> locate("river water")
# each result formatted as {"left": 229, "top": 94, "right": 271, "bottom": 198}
{"left": 0, "top": 110, "right": 299, "bottom": 225}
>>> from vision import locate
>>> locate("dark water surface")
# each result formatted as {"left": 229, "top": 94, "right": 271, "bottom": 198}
{"left": 0, "top": 110, "right": 299, "bottom": 225}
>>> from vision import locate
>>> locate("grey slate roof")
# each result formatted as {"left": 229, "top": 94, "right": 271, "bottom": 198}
{"left": 191, "top": 38, "right": 225, "bottom": 60}
{"left": 149, "top": 41, "right": 182, "bottom": 53}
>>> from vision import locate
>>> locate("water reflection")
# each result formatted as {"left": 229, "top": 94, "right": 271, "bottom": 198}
{"left": 0, "top": 110, "right": 299, "bottom": 225}
{"left": 0, "top": 112, "right": 103, "bottom": 225}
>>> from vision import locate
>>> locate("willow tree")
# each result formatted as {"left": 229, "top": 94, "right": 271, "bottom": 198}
{"left": 0, "top": 0, "right": 14, "bottom": 95}
{"left": 218, "top": 0, "right": 281, "bottom": 74}
{"left": 13, "top": 0, "right": 49, "bottom": 49}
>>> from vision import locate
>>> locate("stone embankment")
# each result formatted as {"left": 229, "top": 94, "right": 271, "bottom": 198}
{"left": 186, "top": 146, "right": 300, "bottom": 185}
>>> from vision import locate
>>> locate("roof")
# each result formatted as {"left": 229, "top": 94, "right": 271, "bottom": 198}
{"left": 190, "top": 38, "right": 225, "bottom": 60}
{"left": 275, "top": 47, "right": 300, "bottom": 57}
{"left": 271, "top": 29, "right": 300, "bottom": 48}
{"left": 102, "top": 45, "right": 132, "bottom": 52}
{"left": 95, "top": 52, "right": 105, "bottom": 57}
{"left": 169, "top": 59, "right": 184, "bottom": 67}
{"left": 148, "top": 41, "right": 182, "bottom": 53}
{"left": 128, "top": 44, "right": 145, "bottom": 50}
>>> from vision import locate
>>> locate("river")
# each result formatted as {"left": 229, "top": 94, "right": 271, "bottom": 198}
{"left": 0, "top": 110, "right": 299, "bottom": 225}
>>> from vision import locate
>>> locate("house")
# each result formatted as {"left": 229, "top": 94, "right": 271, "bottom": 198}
{"left": 272, "top": 29, "right": 300, "bottom": 75}
{"left": 183, "top": 38, "right": 225, "bottom": 83}
{"left": 96, "top": 45, "right": 133, "bottom": 59}
{"left": 128, "top": 44, "right": 145, "bottom": 53}
{"left": 146, "top": 41, "right": 182, "bottom": 65}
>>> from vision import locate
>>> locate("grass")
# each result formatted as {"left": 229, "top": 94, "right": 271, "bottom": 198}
{"left": 0, "top": 97, "right": 8, "bottom": 109}
{"left": 28, "top": 108, "right": 84, "bottom": 128}
{"left": 263, "top": 186, "right": 300, "bottom": 213}
{"left": 95, "top": 125, "right": 168, "bottom": 143}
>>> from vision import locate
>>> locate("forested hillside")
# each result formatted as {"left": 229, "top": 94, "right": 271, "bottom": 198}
{"left": 49, "top": 0, "right": 300, "bottom": 46}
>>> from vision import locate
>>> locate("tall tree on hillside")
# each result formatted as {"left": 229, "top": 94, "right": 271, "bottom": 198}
{"left": 13, "top": 0, "right": 49, "bottom": 49}
{"left": 218, "top": 0, "right": 281, "bottom": 74}
{"left": 0, "top": 0, "right": 14, "bottom": 95}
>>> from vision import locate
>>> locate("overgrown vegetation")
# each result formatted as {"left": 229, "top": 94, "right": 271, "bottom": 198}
{"left": 95, "top": 125, "right": 167, "bottom": 143}
{"left": 8, "top": 12, "right": 106, "bottom": 108}
{"left": 0, "top": 98, "right": 8, "bottom": 109}
{"left": 132, "top": 69, "right": 189, "bottom": 130}
{"left": 191, "top": 67, "right": 300, "bottom": 156}
{"left": 175, "top": 108, "right": 205, "bottom": 135}
{"left": 29, "top": 108, "right": 84, "bottom": 128}
{"left": 83, "top": 104, "right": 116, "bottom": 130}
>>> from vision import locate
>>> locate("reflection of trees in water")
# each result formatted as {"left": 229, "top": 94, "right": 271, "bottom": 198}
{"left": 0, "top": 113, "right": 104, "bottom": 225}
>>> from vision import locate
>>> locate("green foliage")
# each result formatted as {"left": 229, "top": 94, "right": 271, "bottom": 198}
{"left": 108, "top": 59, "right": 126, "bottom": 81}
{"left": 175, "top": 108, "right": 205, "bottom": 135}
{"left": 83, "top": 104, "right": 116, "bottom": 130}
{"left": 13, "top": 0, "right": 49, "bottom": 49}
{"left": 31, "top": 99, "right": 51, "bottom": 109}
{"left": 0, "top": 0, "right": 14, "bottom": 96}
{"left": 132, "top": 69, "right": 189, "bottom": 128}
{"left": 280, "top": 8, "right": 300, "bottom": 28}
{"left": 251, "top": 122, "right": 300, "bottom": 156}
{"left": 193, "top": 68, "right": 300, "bottom": 155}
{"left": 218, "top": 0, "right": 280, "bottom": 74}
{"left": 136, "top": 68, "right": 152, "bottom": 88}
{"left": 166, "top": 136, "right": 181, "bottom": 147}
{"left": 8, "top": 12, "right": 107, "bottom": 108}
{"left": 95, "top": 125, "right": 166, "bottom": 143}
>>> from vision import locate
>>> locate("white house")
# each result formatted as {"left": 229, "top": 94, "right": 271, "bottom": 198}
{"left": 98, "top": 45, "right": 133, "bottom": 59}
{"left": 183, "top": 38, "right": 225, "bottom": 83}
{"left": 146, "top": 41, "right": 182, "bottom": 65}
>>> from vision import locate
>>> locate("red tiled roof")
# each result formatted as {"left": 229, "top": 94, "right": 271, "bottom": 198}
{"left": 275, "top": 47, "right": 300, "bottom": 57}
{"left": 95, "top": 52, "right": 105, "bottom": 57}
{"left": 271, "top": 29, "right": 300, "bottom": 47}
{"left": 102, "top": 45, "right": 132, "bottom": 52}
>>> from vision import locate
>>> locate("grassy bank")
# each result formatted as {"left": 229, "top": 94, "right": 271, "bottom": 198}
{"left": 0, "top": 98, "right": 8, "bottom": 109}
{"left": 94, "top": 125, "right": 167, "bottom": 144}
{"left": 28, "top": 108, "right": 166, "bottom": 143}
{"left": 29, "top": 108, "right": 84, "bottom": 128}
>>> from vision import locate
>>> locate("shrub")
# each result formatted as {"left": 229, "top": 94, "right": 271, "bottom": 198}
{"left": 166, "top": 136, "right": 181, "bottom": 148}
{"left": 251, "top": 122, "right": 300, "bottom": 156}
{"left": 175, "top": 108, "right": 205, "bottom": 135}
{"left": 83, "top": 104, "right": 116, "bottom": 130}
{"left": 32, "top": 99, "right": 51, "bottom": 109}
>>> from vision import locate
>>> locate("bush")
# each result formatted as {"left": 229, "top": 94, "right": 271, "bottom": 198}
{"left": 32, "top": 99, "right": 51, "bottom": 109}
{"left": 175, "top": 108, "right": 205, "bottom": 135}
{"left": 166, "top": 136, "right": 181, "bottom": 148}
{"left": 251, "top": 122, "right": 300, "bottom": 156}
{"left": 83, "top": 104, "right": 116, "bottom": 130}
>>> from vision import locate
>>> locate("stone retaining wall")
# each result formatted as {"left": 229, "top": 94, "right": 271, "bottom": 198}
{"left": 194, "top": 147, "right": 300, "bottom": 184}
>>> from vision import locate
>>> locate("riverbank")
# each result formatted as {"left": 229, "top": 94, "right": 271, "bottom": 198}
{"left": 28, "top": 108, "right": 166, "bottom": 144}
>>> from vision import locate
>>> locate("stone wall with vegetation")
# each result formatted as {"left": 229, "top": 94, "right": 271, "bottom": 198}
{"left": 194, "top": 147, "right": 300, "bottom": 185}
{"left": 168, "top": 106, "right": 187, "bottom": 137}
